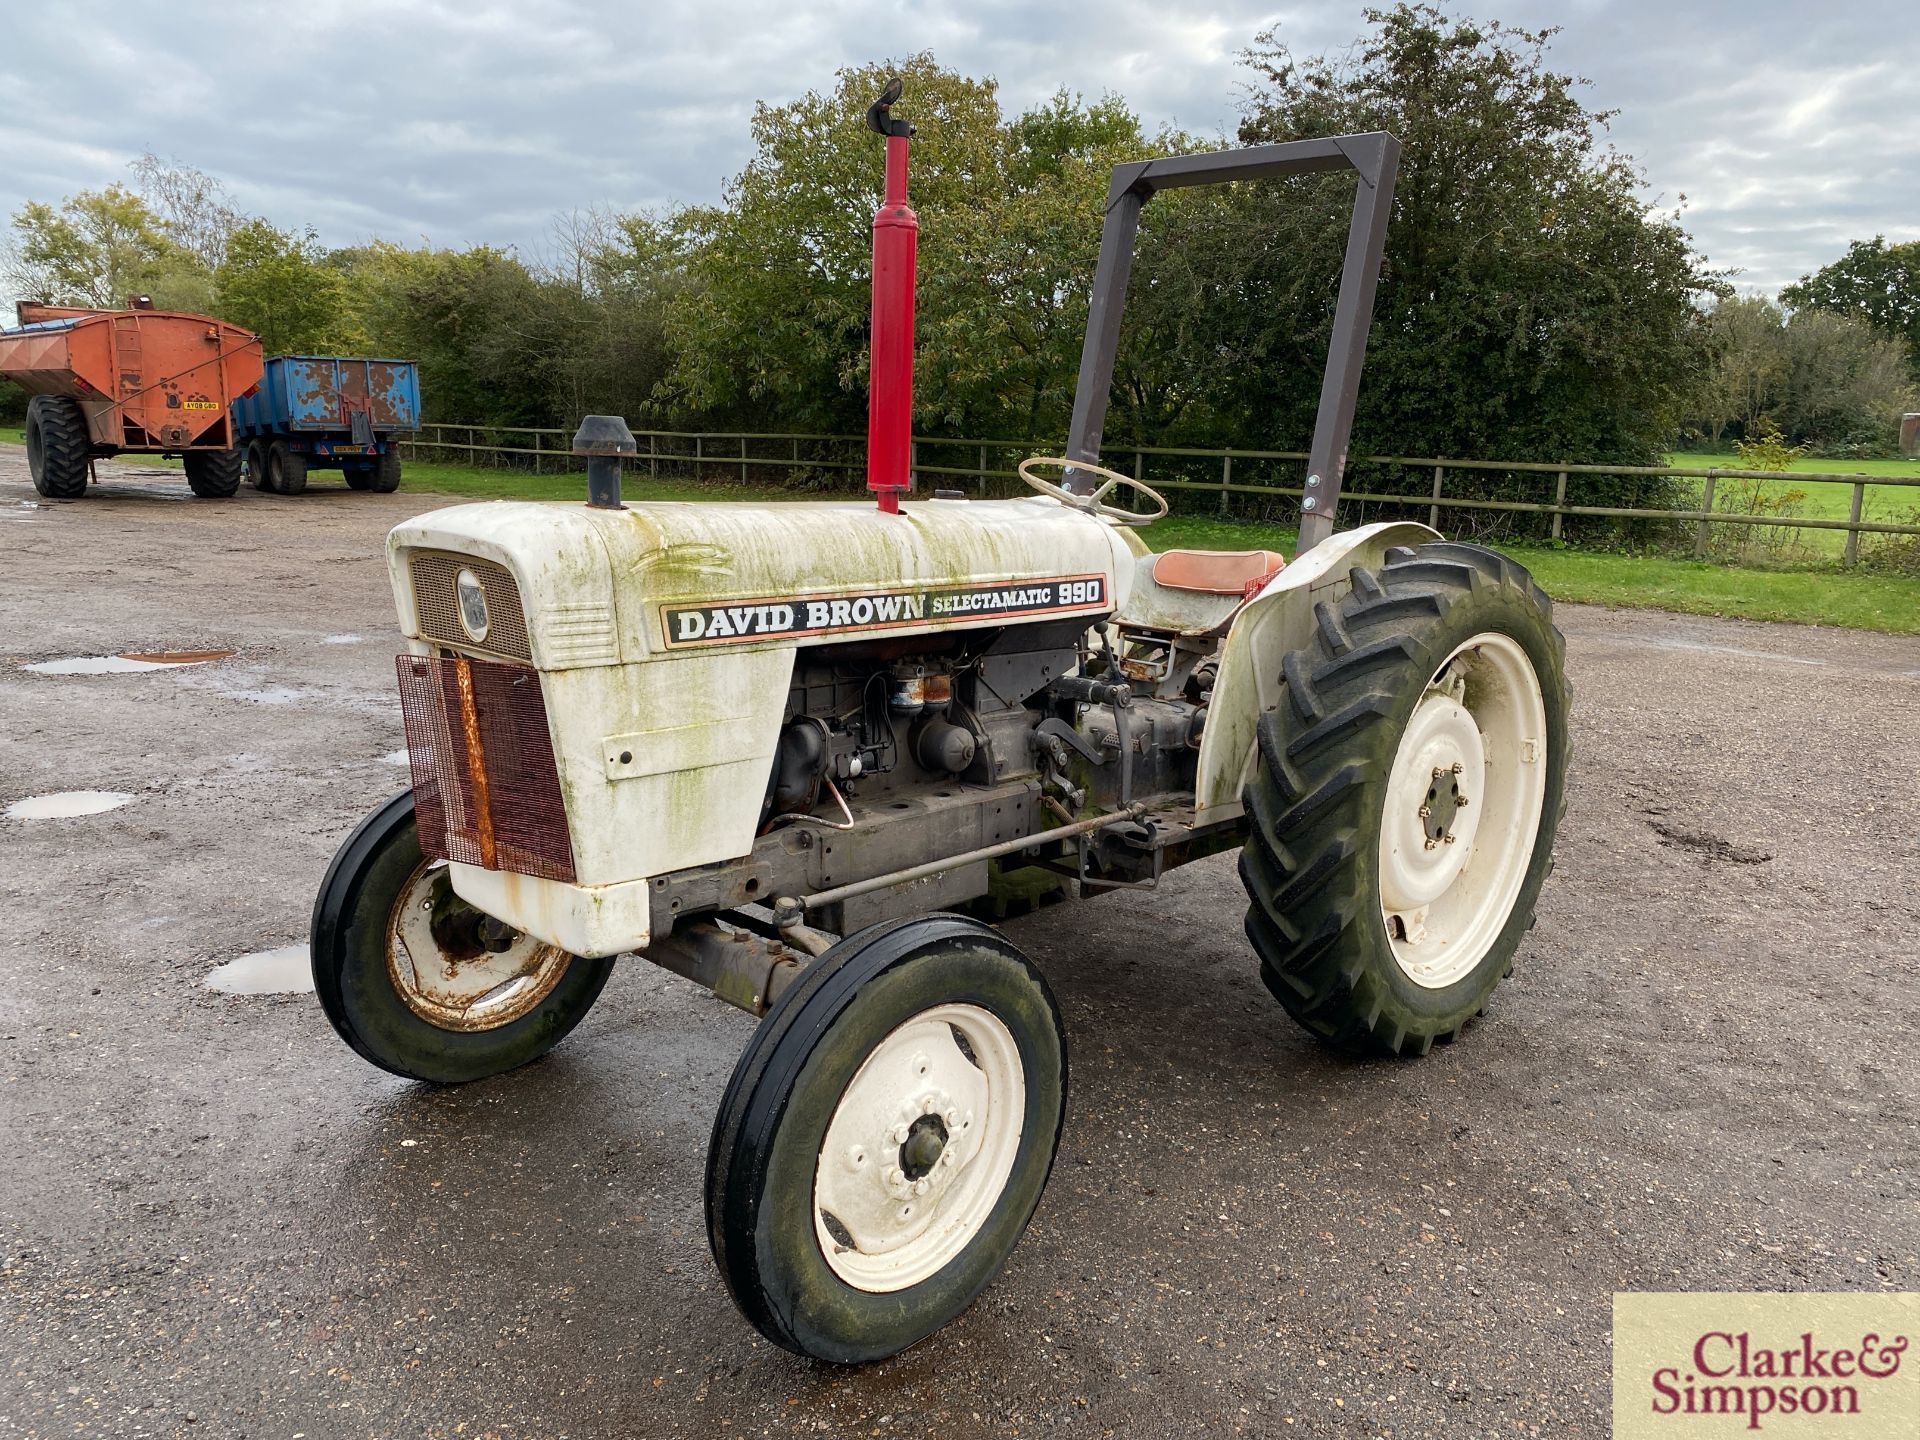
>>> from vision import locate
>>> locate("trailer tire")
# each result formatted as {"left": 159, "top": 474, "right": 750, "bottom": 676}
{"left": 245, "top": 438, "right": 271, "bottom": 490}
{"left": 310, "top": 790, "right": 615, "bottom": 1084}
{"left": 343, "top": 467, "right": 372, "bottom": 491}
{"left": 266, "top": 441, "right": 306, "bottom": 496}
{"left": 1239, "top": 542, "right": 1570, "bottom": 1056}
{"left": 184, "top": 448, "right": 243, "bottom": 498}
{"left": 369, "top": 446, "right": 402, "bottom": 492}
{"left": 25, "top": 395, "right": 90, "bottom": 499}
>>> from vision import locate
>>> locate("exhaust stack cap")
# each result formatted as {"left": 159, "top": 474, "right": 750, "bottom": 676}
{"left": 573, "top": 414, "right": 637, "bottom": 510}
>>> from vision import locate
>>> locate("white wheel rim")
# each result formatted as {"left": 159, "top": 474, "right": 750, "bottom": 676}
{"left": 387, "top": 860, "right": 572, "bottom": 1031}
{"left": 1379, "top": 631, "right": 1548, "bottom": 989}
{"left": 813, "top": 1003, "right": 1025, "bottom": 1293}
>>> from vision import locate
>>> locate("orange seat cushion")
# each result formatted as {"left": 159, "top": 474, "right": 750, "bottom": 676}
{"left": 1151, "top": 548, "right": 1287, "bottom": 597}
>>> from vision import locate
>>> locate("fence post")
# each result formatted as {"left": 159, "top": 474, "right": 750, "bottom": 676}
{"left": 1844, "top": 482, "right": 1864, "bottom": 566}
{"left": 792, "top": 436, "right": 801, "bottom": 484}
{"left": 1135, "top": 451, "right": 1144, "bottom": 483}
{"left": 533, "top": 430, "right": 542, "bottom": 475}
{"left": 1551, "top": 470, "right": 1568, "bottom": 541}
{"left": 979, "top": 444, "right": 988, "bottom": 494}
{"left": 740, "top": 435, "right": 748, "bottom": 486}
{"left": 649, "top": 432, "right": 658, "bottom": 480}
{"left": 1428, "top": 465, "right": 1444, "bottom": 530}
{"left": 694, "top": 434, "right": 702, "bottom": 481}
{"left": 911, "top": 440, "right": 919, "bottom": 490}
{"left": 1219, "top": 454, "right": 1232, "bottom": 516}
{"left": 1694, "top": 474, "right": 1717, "bottom": 561}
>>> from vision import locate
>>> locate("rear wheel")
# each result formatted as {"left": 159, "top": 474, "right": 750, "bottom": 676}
{"left": 266, "top": 440, "right": 307, "bottom": 496}
{"left": 184, "top": 448, "right": 242, "bottom": 498}
{"left": 25, "top": 395, "right": 90, "bottom": 498}
{"left": 369, "top": 445, "right": 402, "bottom": 492}
{"left": 1239, "top": 542, "right": 1570, "bottom": 1055}
{"left": 310, "top": 790, "right": 615, "bottom": 1083}
{"left": 246, "top": 437, "right": 271, "bottom": 490}
{"left": 707, "top": 914, "right": 1066, "bottom": 1363}
{"left": 343, "top": 466, "right": 373, "bottom": 491}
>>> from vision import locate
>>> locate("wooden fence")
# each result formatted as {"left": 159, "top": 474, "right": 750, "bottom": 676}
{"left": 399, "top": 424, "right": 1920, "bottom": 566}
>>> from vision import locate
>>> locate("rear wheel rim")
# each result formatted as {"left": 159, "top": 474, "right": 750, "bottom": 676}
{"left": 1378, "top": 631, "right": 1548, "bottom": 988}
{"left": 812, "top": 1003, "right": 1026, "bottom": 1293}
{"left": 385, "top": 859, "right": 572, "bottom": 1030}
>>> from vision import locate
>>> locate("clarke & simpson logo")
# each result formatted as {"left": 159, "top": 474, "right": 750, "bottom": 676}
{"left": 1615, "top": 1294, "right": 1918, "bottom": 1437}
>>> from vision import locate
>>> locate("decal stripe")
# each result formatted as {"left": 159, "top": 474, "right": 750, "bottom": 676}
{"left": 660, "top": 573, "right": 1110, "bottom": 649}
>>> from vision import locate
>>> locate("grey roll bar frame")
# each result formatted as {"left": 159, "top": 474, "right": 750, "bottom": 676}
{"left": 1062, "top": 132, "right": 1401, "bottom": 552}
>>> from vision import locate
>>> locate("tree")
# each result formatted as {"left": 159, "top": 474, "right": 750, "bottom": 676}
{"left": 1774, "top": 309, "right": 1913, "bottom": 452}
{"left": 1782, "top": 237, "right": 1920, "bottom": 385}
{"left": 1158, "top": 4, "right": 1726, "bottom": 466}
{"left": 4, "top": 185, "right": 205, "bottom": 309}
{"left": 665, "top": 58, "right": 1170, "bottom": 439}
{"left": 216, "top": 221, "right": 352, "bottom": 353}
{"left": 130, "top": 152, "right": 244, "bottom": 272}
{"left": 1695, "top": 295, "right": 1787, "bottom": 445}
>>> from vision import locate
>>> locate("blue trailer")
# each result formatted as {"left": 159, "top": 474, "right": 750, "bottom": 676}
{"left": 229, "top": 355, "right": 420, "bottom": 495}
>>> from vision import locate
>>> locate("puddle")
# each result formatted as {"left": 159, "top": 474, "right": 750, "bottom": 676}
{"left": 216, "top": 683, "right": 312, "bottom": 707}
{"left": 380, "top": 749, "right": 411, "bottom": 767}
{"left": 26, "top": 649, "right": 232, "bottom": 675}
{"left": 7, "top": 790, "right": 134, "bottom": 819}
{"left": 321, "top": 634, "right": 365, "bottom": 645}
{"left": 205, "top": 945, "right": 314, "bottom": 995}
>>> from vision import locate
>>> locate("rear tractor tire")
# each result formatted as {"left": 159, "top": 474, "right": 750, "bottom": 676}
{"left": 25, "top": 395, "right": 90, "bottom": 499}
{"left": 184, "top": 447, "right": 243, "bottom": 498}
{"left": 310, "top": 790, "right": 615, "bottom": 1084}
{"left": 1240, "top": 541, "right": 1570, "bottom": 1056}
{"left": 266, "top": 440, "right": 307, "bottom": 496}
{"left": 707, "top": 915, "right": 1066, "bottom": 1364}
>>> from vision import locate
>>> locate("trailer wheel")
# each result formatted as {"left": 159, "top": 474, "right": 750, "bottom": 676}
{"left": 309, "top": 790, "right": 615, "bottom": 1084}
{"left": 1239, "top": 542, "right": 1570, "bottom": 1056}
{"left": 183, "top": 448, "right": 242, "bottom": 498}
{"left": 707, "top": 914, "right": 1066, "bottom": 1364}
{"left": 369, "top": 445, "right": 402, "bottom": 492}
{"left": 343, "top": 466, "right": 372, "bottom": 491}
{"left": 25, "top": 395, "right": 90, "bottom": 499}
{"left": 245, "top": 438, "right": 271, "bottom": 490}
{"left": 266, "top": 441, "right": 307, "bottom": 496}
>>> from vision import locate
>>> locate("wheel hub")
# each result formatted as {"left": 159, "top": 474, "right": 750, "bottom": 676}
{"left": 388, "top": 861, "right": 572, "bottom": 1031}
{"left": 813, "top": 1005, "right": 1024, "bottom": 1292}
{"left": 1377, "top": 634, "right": 1550, "bottom": 990}
{"left": 1380, "top": 690, "right": 1485, "bottom": 913}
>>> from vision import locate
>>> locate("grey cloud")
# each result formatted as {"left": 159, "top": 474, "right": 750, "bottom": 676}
{"left": 1, "top": 1, "right": 1914, "bottom": 301}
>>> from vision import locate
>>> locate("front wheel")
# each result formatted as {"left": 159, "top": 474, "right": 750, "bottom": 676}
{"left": 706, "top": 915, "right": 1066, "bottom": 1363}
{"left": 1240, "top": 542, "right": 1570, "bottom": 1055}
{"left": 310, "top": 791, "right": 614, "bottom": 1083}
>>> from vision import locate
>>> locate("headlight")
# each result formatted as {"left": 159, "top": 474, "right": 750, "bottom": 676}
{"left": 454, "top": 568, "right": 490, "bottom": 644}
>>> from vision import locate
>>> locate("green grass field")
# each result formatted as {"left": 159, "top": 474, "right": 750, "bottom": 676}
{"left": 4, "top": 434, "right": 1916, "bottom": 632}
{"left": 1662, "top": 451, "right": 1920, "bottom": 556}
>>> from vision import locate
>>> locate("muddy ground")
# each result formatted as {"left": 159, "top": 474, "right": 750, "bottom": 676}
{"left": 1, "top": 451, "right": 1915, "bottom": 1439}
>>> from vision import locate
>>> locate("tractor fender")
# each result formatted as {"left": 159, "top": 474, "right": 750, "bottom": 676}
{"left": 1193, "top": 521, "right": 1440, "bottom": 825}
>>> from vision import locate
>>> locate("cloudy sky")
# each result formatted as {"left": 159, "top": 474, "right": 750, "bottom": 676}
{"left": 2, "top": 1, "right": 1915, "bottom": 299}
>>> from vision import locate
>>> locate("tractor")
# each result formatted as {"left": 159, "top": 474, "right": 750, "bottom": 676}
{"left": 312, "top": 82, "right": 1570, "bottom": 1364}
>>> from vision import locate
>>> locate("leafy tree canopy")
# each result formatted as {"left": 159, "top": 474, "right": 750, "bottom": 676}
{"left": 1782, "top": 236, "right": 1920, "bottom": 386}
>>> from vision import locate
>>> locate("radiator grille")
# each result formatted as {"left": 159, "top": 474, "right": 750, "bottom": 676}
{"left": 396, "top": 654, "right": 576, "bottom": 882}
{"left": 409, "top": 552, "right": 532, "bottom": 662}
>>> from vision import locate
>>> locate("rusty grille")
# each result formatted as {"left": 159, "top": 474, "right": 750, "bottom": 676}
{"left": 409, "top": 551, "right": 532, "bottom": 661}
{"left": 396, "top": 654, "right": 576, "bottom": 882}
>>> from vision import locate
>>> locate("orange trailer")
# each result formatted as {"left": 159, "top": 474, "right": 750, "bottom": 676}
{"left": 0, "top": 299, "right": 263, "bottom": 498}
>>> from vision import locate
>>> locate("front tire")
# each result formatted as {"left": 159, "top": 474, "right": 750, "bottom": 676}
{"left": 184, "top": 448, "right": 242, "bottom": 498}
{"left": 1239, "top": 542, "right": 1570, "bottom": 1055}
{"left": 706, "top": 915, "right": 1066, "bottom": 1363}
{"left": 310, "top": 790, "right": 614, "bottom": 1083}
{"left": 25, "top": 395, "right": 90, "bottom": 498}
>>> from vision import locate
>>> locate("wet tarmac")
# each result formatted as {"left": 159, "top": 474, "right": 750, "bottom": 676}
{"left": 0, "top": 449, "right": 1915, "bottom": 1438}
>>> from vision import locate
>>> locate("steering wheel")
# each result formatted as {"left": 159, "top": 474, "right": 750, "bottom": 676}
{"left": 1018, "top": 455, "right": 1169, "bottom": 527}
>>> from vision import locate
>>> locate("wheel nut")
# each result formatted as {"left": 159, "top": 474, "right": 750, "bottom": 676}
{"left": 1451, "top": 762, "right": 1463, "bottom": 774}
{"left": 1456, "top": 795, "right": 1470, "bottom": 808}
{"left": 1432, "top": 766, "right": 1444, "bottom": 778}
{"left": 1423, "top": 838, "right": 1437, "bottom": 851}
{"left": 892, "top": 1124, "right": 910, "bottom": 1143}
{"left": 913, "top": 1179, "right": 930, "bottom": 1195}
{"left": 886, "top": 1166, "right": 905, "bottom": 1186}
{"left": 1443, "top": 832, "right": 1457, "bottom": 844}
{"left": 1417, "top": 805, "right": 1431, "bottom": 819}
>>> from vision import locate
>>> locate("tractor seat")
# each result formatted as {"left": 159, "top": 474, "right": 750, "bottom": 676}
{"left": 1151, "top": 548, "right": 1287, "bottom": 597}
